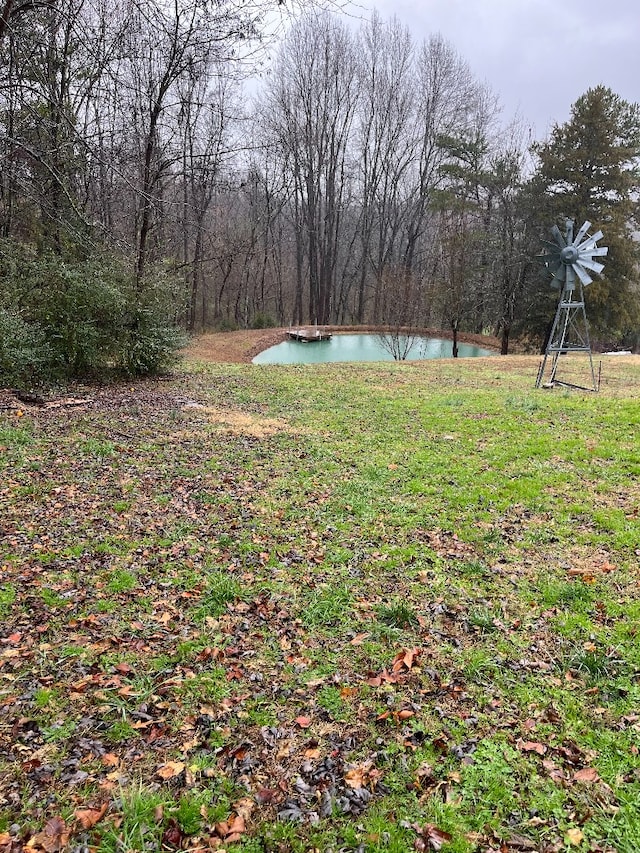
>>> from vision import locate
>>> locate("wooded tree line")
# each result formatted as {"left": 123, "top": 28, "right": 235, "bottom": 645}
{"left": 1, "top": 2, "right": 639, "bottom": 383}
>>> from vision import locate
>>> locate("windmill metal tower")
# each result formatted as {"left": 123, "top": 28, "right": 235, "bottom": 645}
{"left": 535, "top": 219, "right": 608, "bottom": 391}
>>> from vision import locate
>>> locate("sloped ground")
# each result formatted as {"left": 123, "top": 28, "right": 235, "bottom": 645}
{"left": 1, "top": 354, "right": 639, "bottom": 852}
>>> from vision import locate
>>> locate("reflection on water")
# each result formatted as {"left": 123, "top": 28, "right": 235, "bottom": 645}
{"left": 252, "top": 334, "right": 494, "bottom": 365}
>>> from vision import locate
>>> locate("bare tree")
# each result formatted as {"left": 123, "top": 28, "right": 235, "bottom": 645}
{"left": 353, "top": 12, "right": 415, "bottom": 322}
{"left": 473, "top": 122, "right": 531, "bottom": 354}
{"left": 401, "top": 35, "right": 480, "bottom": 276}
{"left": 375, "top": 267, "right": 428, "bottom": 360}
{"left": 174, "top": 72, "right": 238, "bottom": 329}
{"left": 266, "top": 12, "right": 358, "bottom": 324}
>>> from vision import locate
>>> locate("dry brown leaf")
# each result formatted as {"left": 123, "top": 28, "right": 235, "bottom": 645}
{"left": 74, "top": 803, "right": 108, "bottom": 829}
{"left": 397, "top": 709, "right": 415, "bottom": 720}
{"left": 215, "top": 815, "right": 245, "bottom": 839}
{"left": 516, "top": 739, "right": 547, "bottom": 755}
{"left": 572, "top": 767, "right": 599, "bottom": 783}
{"left": 26, "top": 817, "right": 69, "bottom": 852}
{"left": 156, "top": 761, "right": 185, "bottom": 780}
{"left": 344, "top": 766, "right": 367, "bottom": 789}
{"left": 413, "top": 822, "right": 453, "bottom": 851}
{"left": 232, "top": 798, "right": 255, "bottom": 820}
{"left": 565, "top": 827, "right": 584, "bottom": 845}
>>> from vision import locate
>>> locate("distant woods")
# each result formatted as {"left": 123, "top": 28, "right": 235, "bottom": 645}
{"left": 1, "top": 2, "right": 639, "bottom": 383}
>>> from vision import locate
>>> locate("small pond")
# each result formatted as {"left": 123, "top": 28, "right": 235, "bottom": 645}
{"left": 252, "top": 334, "right": 494, "bottom": 364}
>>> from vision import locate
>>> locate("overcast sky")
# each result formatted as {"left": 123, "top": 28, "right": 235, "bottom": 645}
{"left": 337, "top": 0, "right": 639, "bottom": 140}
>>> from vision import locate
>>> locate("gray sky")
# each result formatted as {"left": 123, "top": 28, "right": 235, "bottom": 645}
{"left": 339, "top": 0, "right": 639, "bottom": 139}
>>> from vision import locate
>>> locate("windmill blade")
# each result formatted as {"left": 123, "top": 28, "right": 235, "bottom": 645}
{"left": 578, "top": 230, "right": 604, "bottom": 252}
{"left": 551, "top": 225, "right": 566, "bottom": 248}
{"left": 565, "top": 220, "right": 575, "bottom": 244}
{"left": 573, "top": 221, "right": 591, "bottom": 245}
{"left": 577, "top": 258, "right": 604, "bottom": 274}
{"left": 573, "top": 263, "right": 593, "bottom": 286}
{"left": 551, "top": 266, "right": 566, "bottom": 286}
{"left": 589, "top": 246, "right": 608, "bottom": 257}
{"left": 540, "top": 253, "right": 562, "bottom": 270}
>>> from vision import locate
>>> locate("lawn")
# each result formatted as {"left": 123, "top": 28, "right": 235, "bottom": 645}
{"left": 1, "top": 353, "right": 639, "bottom": 852}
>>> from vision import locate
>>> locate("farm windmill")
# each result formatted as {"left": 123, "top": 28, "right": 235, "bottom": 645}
{"left": 535, "top": 219, "right": 608, "bottom": 390}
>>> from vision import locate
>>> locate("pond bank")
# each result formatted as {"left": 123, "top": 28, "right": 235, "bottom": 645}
{"left": 184, "top": 326, "right": 503, "bottom": 364}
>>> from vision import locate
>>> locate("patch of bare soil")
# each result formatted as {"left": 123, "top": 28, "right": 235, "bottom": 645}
{"left": 181, "top": 401, "right": 297, "bottom": 437}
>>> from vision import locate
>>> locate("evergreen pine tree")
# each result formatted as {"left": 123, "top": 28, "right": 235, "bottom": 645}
{"left": 528, "top": 86, "right": 640, "bottom": 345}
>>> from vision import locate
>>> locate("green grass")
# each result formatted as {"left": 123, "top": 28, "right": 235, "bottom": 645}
{"left": 0, "top": 584, "right": 16, "bottom": 617}
{"left": 1, "top": 354, "right": 640, "bottom": 852}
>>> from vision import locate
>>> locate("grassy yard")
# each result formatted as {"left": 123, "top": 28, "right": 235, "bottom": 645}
{"left": 1, "top": 354, "right": 639, "bottom": 852}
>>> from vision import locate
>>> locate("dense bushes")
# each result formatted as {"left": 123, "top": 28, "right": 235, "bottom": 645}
{"left": 0, "top": 308, "right": 52, "bottom": 388}
{"left": 0, "top": 241, "right": 186, "bottom": 387}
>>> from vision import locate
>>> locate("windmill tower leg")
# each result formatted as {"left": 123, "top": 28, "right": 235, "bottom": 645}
{"left": 536, "top": 220, "right": 606, "bottom": 391}
{"left": 536, "top": 283, "right": 597, "bottom": 391}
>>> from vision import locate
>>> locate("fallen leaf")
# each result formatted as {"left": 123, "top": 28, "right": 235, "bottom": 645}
{"left": 413, "top": 822, "right": 453, "bottom": 851}
{"left": 565, "top": 827, "right": 584, "bottom": 846}
{"left": 156, "top": 761, "right": 185, "bottom": 780}
{"left": 255, "top": 788, "right": 279, "bottom": 804}
{"left": 232, "top": 797, "right": 255, "bottom": 820}
{"left": 74, "top": 803, "right": 108, "bottom": 829}
{"left": 516, "top": 739, "right": 547, "bottom": 755}
{"left": 344, "top": 766, "right": 367, "bottom": 789}
{"left": 392, "top": 646, "right": 421, "bottom": 672}
{"left": 572, "top": 767, "right": 599, "bottom": 783}
{"left": 161, "top": 818, "right": 182, "bottom": 848}
{"left": 542, "top": 758, "right": 566, "bottom": 783}
{"left": 344, "top": 761, "right": 381, "bottom": 790}
{"left": 396, "top": 708, "right": 415, "bottom": 721}
{"left": 294, "top": 716, "right": 312, "bottom": 728}
{"left": 215, "top": 815, "right": 245, "bottom": 839}
{"left": 26, "top": 816, "right": 69, "bottom": 852}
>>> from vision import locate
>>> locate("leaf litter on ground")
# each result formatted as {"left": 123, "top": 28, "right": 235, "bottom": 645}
{"left": 1, "top": 356, "right": 640, "bottom": 852}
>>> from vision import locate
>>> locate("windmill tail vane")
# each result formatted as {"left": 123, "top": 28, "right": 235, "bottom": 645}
{"left": 535, "top": 219, "right": 608, "bottom": 391}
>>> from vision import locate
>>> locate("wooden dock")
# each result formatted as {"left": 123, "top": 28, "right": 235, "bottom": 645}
{"left": 287, "top": 328, "right": 332, "bottom": 342}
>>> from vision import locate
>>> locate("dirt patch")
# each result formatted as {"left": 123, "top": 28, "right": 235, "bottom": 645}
{"left": 182, "top": 402, "right": 293, "bottom": 437}
{"left": 184, "top": 328, "right": 287, "bottom": 363}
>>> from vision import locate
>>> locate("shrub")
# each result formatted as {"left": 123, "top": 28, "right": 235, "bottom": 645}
{"left": 122, "top": 312, "right": 187, "bottom": 376}
{"left": 0, "top": 308, "right": 53, "bottom": 388}
{"left": 0, "top": 240, "right": 187, "bottom": 383}
{"left": 251, "top": 312, "right": 276, "bottom": 329}
{"left": 32, "top": 254, "right": 128, "bottom": 377}
{"left": 120, "top": 263, "right": 188, "bottom": 376}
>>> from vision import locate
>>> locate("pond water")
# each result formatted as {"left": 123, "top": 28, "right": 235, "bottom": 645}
{"left": 252, "top": 334, "right": 494, "bottom": 364}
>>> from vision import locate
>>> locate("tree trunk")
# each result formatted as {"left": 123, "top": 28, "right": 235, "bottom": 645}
{"left": 501, "top": 324, "right": 510, "bottom": 355}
